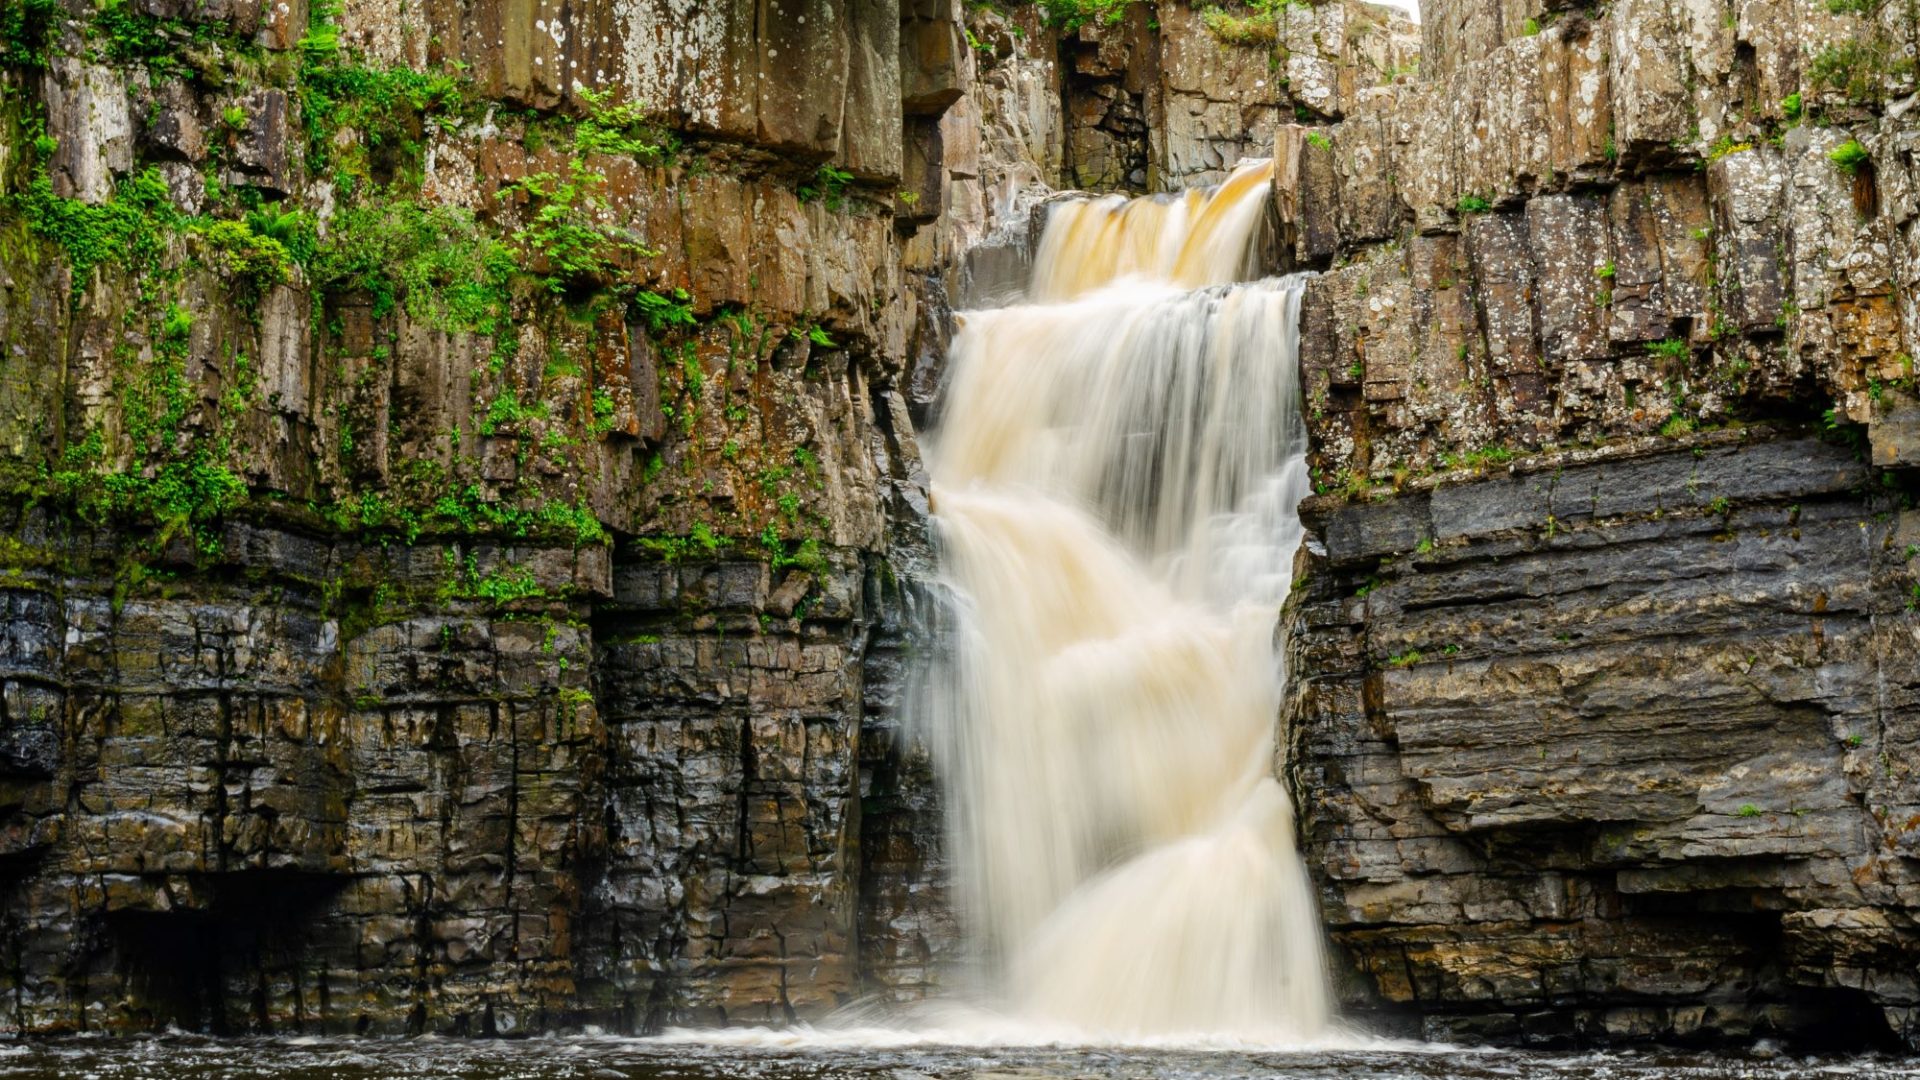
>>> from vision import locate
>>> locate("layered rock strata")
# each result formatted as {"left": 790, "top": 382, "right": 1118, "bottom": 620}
{"left": 1286, "top": 433, "right": 1920, "bottom": 1047}
{"left": 1274, "top": 0, "right": 1920, "bottom": 1049}
{"left": 0, "top": 0, "right": 1001, "bottom": 1034}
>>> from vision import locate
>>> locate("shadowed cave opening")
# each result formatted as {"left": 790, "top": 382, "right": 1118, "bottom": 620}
{"left": 105, "top": 872, "right": 348, "bottom": 1035}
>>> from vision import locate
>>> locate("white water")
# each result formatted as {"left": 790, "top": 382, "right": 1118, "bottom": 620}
{"left": 915, "top": 159, "right": 1331, "bottom": 1045}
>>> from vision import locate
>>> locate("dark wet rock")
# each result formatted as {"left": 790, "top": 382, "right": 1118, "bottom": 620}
{"left": 1287, "top": 434, "right": 1920, "bottom": 1048}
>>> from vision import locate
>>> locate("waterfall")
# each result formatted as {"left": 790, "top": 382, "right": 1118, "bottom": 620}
{"left": 922, "top": 159, "right": 1332, "bottom": 1043}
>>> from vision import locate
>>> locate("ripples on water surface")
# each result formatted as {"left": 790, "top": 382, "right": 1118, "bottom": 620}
{"left": 0, "top": 1034, "right": 1914, "bottom": 1080}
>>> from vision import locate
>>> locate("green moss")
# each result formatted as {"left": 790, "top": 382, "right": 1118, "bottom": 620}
{"left": 193, "top": 218, "right": 293, "bottom": 302}
{"left": 306, "top": 201, "right": 514, "bottom": 331}
{"left": 1200, "top": 3, "right": 1280, "bottom": 44}
{"left": 438, "top": 550, "right": 549, "bottom": 604}
{"left": 296, "top": 1, "right": 468, "bottom": 183}
{"left": 0, "top": 0, "right": 57, "bottom": 68}
{"left": 1456, "top": 194, "right": 1492, "bottom": 215}
{"left": 43, "top": 281, "right": 267, "bottom": 555}
{"left": 0, "top": 0, "right": 684, "bottom": 562}
{"left": 95, "top": 0, "right": 232, "bottom": 77}
{"left": 637, "top": 523, "right": 728, "bottom": 561}
{"left": 319, "top": 483, "right": 608, "bottom": 547}
{"left": 759, "top": 524, "right": 829, "bottom": 582}
{"left": 1037, "top": 0, "right": 1140, "bottom": 32}
{"left": 1829, "top": 139, "right": 1870, "bottom": 174}
{"left": 1433, "top": 445, "right": 1515, "bottom": 472}
{"left": 14, "top": 167, "right": 179, "bottom": 303}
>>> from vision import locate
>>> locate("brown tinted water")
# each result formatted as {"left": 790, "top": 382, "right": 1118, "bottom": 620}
{"left": 0, "top": 1037, "right": 1912, "bottom": 1080}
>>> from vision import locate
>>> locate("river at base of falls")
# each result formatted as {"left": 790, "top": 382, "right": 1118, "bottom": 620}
{"left": 1, "top": 1035, "right": 1914, "bottom": 1080}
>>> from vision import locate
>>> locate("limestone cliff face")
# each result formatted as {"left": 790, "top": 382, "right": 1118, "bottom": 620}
{"left": 1274, "top": 0, "right": 1920, "bottom": 1050}
{"left": 0, "top": 0, "right": 1000, "bottom": 1035}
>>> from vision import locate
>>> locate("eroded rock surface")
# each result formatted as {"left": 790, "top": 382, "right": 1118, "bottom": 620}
{"left": 1286, "top": 435, "right": 1920, "bottom": 1047}
{"left": 1281, "top": 0, "right": 1920, "bottom": 1049}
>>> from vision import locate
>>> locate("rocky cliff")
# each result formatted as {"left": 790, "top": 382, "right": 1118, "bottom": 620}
{"left": 1273, "top": 0, "right": 1920, "bottom": 1050}
{"left": 0, "top": 0, "right": 1002, "bottom": 1035}
{"left": 0, "top": 0, "right": 1914, "bottom": 1053}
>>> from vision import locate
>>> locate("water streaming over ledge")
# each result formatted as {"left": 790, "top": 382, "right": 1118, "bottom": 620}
{"left": 919, "top": 158, "right": 1330, "bottom": 1044}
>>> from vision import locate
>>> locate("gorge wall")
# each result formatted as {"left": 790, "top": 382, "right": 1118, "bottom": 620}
{"left": 1275, "top": 0, "right": 1920, "bottom": 1050}
{"left": 0, "top": 0, "right": 1914, "bottom": 1053}
{"left": 0, "top": 0, "right": 988, "bottom": 1035}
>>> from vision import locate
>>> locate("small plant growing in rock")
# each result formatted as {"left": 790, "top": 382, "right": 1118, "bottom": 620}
{"left": 1782, "top": 93, "right": 1804, "bottom": 122}
{"left": 1737, "top": 803, "right": 1763, "bottom": 818}
{"left": 1201, "top": 3, "right": 1280, "bottom": 44}
{"left": 1648, "top": 338, "right": 1691, "bottom": 360}
{"left": 0, "top": 0, "right": 56, "bottom": 67}
{"left": 632, "top": 288, "right": 695, "bottom": 332}
{"left": 1706, "top": 136, "right": 1752, "bottom": 161}
{"left": 589, "top": 388, "right": 619, "bottom": 438}
{"left": 1829, "top": 139, "right": 1870, "bottom": 174}
{"left": 502, "top": 163, "right": 659, "bottom": 292}
{"left": 1456, "top": 194, "right": 1492, "bottom": 215}
{"left": 194, "top": 218, "right": 294, "bottom": 306}
{"left": 798, "top": 325, "right": 837, "bottom": 348}
{"left": 571, "top": 87, "right": 674, "bottom": 163}
{"left": 1038, "top": 0, "right": 1140, "bottom": 31}
{"left": 798, "top": 164, "right": 856, "bottom": 211}
{"left": 1306, "top": 131, "right": 1333, "bottom": 151}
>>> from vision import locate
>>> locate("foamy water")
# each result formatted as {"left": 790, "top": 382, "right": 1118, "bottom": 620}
{"left": 4, "top": 1033, "right": 1913, "bottom": 1079}
{"left": 909, "top": 159, "right": 1327, "bottom": 1044}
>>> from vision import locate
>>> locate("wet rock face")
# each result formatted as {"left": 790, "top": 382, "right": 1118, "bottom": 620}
{"left": 0, "top": 508, "right": 895, "bottom": 1034}
{"left": 1055, "top": 1, "right": 1418, "bottom": 192}
{"left": 1280, "top": 0, "right": 1916, "bottom": 483}
{"left": 0, "top": 514, "right": 610, "bottom": 1034}
{"left": 584, "top": 552, "right": 874, "bottom": 1027}
{"left": 1284, "top": 435, "right": 1920, "bottom": 1048}
{"left": 0, "top": 0, "right": 986, "bottom": 1036}
{"left": 1278, "top": 0, "right": 1920, "bottom": 1052}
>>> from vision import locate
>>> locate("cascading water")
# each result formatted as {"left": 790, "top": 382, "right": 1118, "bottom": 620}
{"left": 921, "top": 158, "right": 1332, "bottom": 1043}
